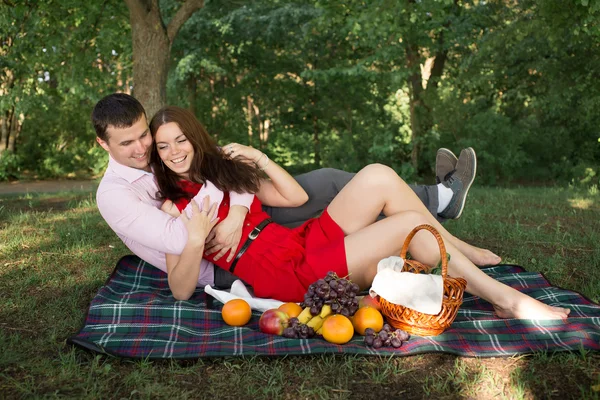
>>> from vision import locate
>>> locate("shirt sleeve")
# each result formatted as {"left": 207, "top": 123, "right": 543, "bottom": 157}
{"left": 229, "top": 191, "right": 254, "bottom": 209}
{"left": 97, "top": 185, "right": 188, "bottom": 255}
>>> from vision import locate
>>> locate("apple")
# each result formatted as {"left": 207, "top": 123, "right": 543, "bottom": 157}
{"left": 258, "top": 309, "right": 289, "bottom": 335}
{"left": 358, "top": 295, "right": 381, "bottom": 311}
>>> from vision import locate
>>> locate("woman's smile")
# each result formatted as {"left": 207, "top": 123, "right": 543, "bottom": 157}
{"left": 171, "top": 155, "right": 187, "bottom": 164}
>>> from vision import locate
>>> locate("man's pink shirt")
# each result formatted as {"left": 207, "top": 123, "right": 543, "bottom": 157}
{"left": 96, "top": 156, "right": 254, "bottom": 286}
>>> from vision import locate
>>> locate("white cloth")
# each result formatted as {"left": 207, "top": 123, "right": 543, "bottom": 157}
{"left": 204, "top": 280, "right": 285, "bottom": 312}
{"left": 369, "top": 256, "right": 444, "bottom": 315}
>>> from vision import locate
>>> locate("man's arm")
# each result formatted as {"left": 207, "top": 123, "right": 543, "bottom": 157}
{"left": 97, "top": 185, "right": 189, "bottom": 255}
{"left": 97, "top": 180, "right": 254, "bottom": 256}
{"left": 229, "top": 191, "right": 254, "bottom": 209}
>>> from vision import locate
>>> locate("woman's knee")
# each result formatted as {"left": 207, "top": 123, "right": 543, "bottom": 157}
{"left": 357, "top": 163, "right": 400, "bottom": 187}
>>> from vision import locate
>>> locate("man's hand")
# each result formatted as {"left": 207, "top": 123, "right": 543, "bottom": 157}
{"left": 205, "top": 205, "right": 248, "bottom": 262}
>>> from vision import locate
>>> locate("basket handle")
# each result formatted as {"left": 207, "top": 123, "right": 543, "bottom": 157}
{"left": 399, "top": 224, "right": 448, "bottom": 280}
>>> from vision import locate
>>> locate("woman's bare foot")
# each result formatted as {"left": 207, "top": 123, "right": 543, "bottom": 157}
{"left": 458, "top": 245, "right": 502, "bottom": 266}
{"left": 492, "top": 293, "right": 570, "bottom": 320}
{"left": 449, "top": 237, "right": 501, "bottom": 266}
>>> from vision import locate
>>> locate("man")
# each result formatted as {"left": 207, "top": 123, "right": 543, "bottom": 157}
{"left": 92, "top": 93, "right": 477, "bottom": 289}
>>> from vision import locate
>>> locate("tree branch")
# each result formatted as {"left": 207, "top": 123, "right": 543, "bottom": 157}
{"left": 426, "top": 0, "right": 460, "bottom": 93}
{"left": 167, "top": 0, "right": 205, "bottom": 43}
{"left": 427, "top": 33, "right": 447, "bottom": 91}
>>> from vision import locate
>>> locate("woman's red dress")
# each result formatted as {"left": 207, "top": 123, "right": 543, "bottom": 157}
{"left": 173, "top": 180, "right": 348, "bottom": 302}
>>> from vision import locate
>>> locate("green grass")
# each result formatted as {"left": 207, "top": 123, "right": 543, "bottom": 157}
{"left": 1, "top": 187, "right": 599, "bottom": 399}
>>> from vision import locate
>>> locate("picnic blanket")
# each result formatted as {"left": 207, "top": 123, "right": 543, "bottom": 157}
{"left": 68, "top": 255, "right": 600, "bottom": 358}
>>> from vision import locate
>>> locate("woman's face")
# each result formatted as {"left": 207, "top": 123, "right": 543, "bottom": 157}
{"left": 155, "top": 122, "right": 195, "bottom": 179}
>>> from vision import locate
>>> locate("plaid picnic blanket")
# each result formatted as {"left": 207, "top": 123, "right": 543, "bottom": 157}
{"left": 68, "top": 255, "right": 600, "bottom": 358}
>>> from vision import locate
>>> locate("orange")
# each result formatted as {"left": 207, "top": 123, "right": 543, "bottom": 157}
{"left": 278, "top": 302, "right": 303, "bottom": 318}
{"left": 221, "top": 299, "right": 252, "bottom": 326}
{"left": 322, "top": 315, "right": 354, "bottom": 344}
{"left": 352, "top": 306, "right": 384, "bottom": 335}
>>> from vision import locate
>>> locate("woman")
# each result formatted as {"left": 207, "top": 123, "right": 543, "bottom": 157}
{"left": 149, "top": 106, "right": 569, "bottom": 320}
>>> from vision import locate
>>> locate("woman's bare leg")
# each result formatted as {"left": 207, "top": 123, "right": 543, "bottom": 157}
{"left": 327, "top": 164, "right": 501, "bottom": 266}
{"left": 343, "top": 211, "right": 570, "bottom": 320}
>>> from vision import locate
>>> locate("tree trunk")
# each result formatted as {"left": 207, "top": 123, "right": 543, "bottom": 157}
{"left": 251, "top": 101, "right": 264, "bottom": 150}
{"left": 406, "top": 43, "right": 425, "bottom": 170}
{"left": 187, "top": 75, "right": 197, "bottom": 113}
{"left": 0, "top": 108, "right": 14, "bottom": 155}
{"left": 124, "top": 0, "right": 205, "bottom": 118}
{"left": 0, "top": 113, "right": 8, "bottom": 154}
{"left": 245, "top": 96, "right": 254, "bottom": 147}
{"left": 128, "top": 11, "right": 171, "bottom": 118}
{"left": 262, "top": 119, "right": 270, "bottom": 146}
{"left": 7, "top": 110, "right": 20, "bottom": 152}
{"left": 404, "top": 0, "right": 454, "bottom": 172}
{"left": 1, "top": 69, "right": 16, "bottom": 155}
{"left": 313, "top": 114, "right": 320, "bottom": 167}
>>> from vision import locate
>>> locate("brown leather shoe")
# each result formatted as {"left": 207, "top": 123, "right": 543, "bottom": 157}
{"left": 439, "top": 147, "right": 477, "bottom": 219}
{"left": 436, "top": 148, "right": 458, "bottom": 184}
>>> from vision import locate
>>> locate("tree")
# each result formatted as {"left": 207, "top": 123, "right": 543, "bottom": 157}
{"left": 124, "top": 0, "right": 205, "bottom": 117}
{"left": 0, "top": 0, "right": 132, "bottom": 178}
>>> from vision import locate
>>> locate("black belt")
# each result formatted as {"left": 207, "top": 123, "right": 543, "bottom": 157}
{"left": 229, "top": 218, "right": 272, "bottom": 273}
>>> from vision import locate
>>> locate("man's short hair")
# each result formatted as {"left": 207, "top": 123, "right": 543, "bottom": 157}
{"left": 92, "top": 93, "right": 146, "bottom": 142}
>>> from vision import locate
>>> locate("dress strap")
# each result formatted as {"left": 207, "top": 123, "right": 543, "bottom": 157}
{"left": 229, "top": 218, "right": 272, "bottom": 273}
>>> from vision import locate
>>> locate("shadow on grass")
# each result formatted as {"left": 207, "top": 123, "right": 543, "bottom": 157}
{"left": 509, "top": 351, "right": 600, "bottom": 399}
{"left": 0, "top": 205, "right": 125, "bottom": 343}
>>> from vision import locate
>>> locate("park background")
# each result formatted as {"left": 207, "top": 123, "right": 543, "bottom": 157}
{"left": 1, "top": 0, "right": 599, "bottom": 187}
{"left": 1, "top": 1, "right": 600, "bottom": 399}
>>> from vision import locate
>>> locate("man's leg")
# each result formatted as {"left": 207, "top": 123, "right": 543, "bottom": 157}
{"left": 263, "top": 168, "right": 443, "bottom": 227}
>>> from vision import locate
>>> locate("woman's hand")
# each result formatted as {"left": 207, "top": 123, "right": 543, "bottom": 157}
{"left": 204, "top": 205, "right": 248, "bottom": 262}
{"left": 180, "top": 196, "right": 219, "bottom": 246}
{"left": 222, "top": 142, "right": 266, "bottom": 168}
{"left": 161, "top": 199, "right": 181, "bottom": 217}
{"left": 223, "top": 142, "right": 308, "bottom": 207}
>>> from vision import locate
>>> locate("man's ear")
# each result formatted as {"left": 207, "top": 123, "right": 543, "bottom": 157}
{"left": 96, "top": 137, "right": 110, "bottom": 152}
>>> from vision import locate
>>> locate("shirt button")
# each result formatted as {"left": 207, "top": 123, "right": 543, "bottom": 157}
{"left": 246, "top": 223, "right": 250, "bottom": 226}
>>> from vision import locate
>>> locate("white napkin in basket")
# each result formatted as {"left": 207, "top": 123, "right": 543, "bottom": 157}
{"left": 204, "top": 280, "right": 285, "bottom": 312}
{"left": 369, "top": 256, "right": 444, "bottom": 315}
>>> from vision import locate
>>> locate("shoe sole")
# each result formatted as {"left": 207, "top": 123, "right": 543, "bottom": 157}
{"left": 454, "top": 147, "right": 477, "bottom": 219}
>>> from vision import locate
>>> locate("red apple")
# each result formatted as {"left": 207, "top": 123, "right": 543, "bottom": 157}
{"left": 259, "top": 309, "right": 289, "bottom": 335}
{"left": 358, "top": 295, "right": 381, "bottom": 311}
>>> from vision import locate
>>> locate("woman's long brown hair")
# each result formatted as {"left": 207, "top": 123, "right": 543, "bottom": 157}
{"left": 149, "top": 106, "right": 262, "bottom": 203}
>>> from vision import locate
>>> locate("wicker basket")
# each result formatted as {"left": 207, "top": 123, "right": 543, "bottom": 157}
{"left": 378, "top": 224, "right": 467, "bottom": 336}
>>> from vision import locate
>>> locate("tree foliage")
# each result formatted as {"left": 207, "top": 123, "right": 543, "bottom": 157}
{"left": 1, "top": 0, "right": 598, "bottom": 186}
{"left": 1, "top": 0, "right": 131, "bottom": 179}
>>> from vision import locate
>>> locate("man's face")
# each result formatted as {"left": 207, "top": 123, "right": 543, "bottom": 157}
{"left": 96, "top": 116, "right": 153, "bottom": 171}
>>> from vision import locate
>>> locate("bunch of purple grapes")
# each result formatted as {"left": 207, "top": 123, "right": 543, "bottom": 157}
{"left": 364, "top": 324, "right": 410, "bottom": 349}
{"left": 301, "top": 271, "right": 361, "bottom": 317}
{"left": 282, "top": 317, "right": 315, "bottom": 339}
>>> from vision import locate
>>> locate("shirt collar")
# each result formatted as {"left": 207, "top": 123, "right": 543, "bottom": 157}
{"left": 107, "top": 155, "right": 154, "bottom": 183}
